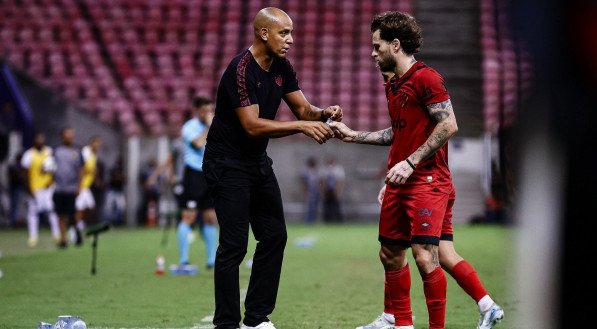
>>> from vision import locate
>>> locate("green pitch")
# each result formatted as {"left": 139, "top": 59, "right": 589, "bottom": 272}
{"left": 0, "top": 224, "right": 515, "bottom": 329}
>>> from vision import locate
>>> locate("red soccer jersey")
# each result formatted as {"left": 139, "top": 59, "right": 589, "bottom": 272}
{"left": 385, "top": 62, "right": 453, "bottom": 192}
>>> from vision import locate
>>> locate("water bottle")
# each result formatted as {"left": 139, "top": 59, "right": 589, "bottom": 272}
{"left": 55, "top": 315, "right": 77, "bottom": 329}
{"left": 155, "top": 254, "right": 165, "bottom": 275}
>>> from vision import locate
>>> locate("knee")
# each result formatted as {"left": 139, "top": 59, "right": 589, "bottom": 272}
{"left": 413, "top": 249, "right": 437, "bottom": 274}
{"left": 266, "top": 229, "right": 287, "bottom": 247}
{"left": 379, "top": 247, "right": 405, "bottom": 270}
{"left": 414, "top": 252, "right": 433, "bottom": 268}
{"left": 218, "top": 239, "right": 248, "bottom": 262}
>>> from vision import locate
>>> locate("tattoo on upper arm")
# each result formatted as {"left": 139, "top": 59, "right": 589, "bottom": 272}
{"left": 409, "top": 100, "right": 457, "bottom": 162}
{"left": 426, "top": 100, "right": 453, "bottom": 123}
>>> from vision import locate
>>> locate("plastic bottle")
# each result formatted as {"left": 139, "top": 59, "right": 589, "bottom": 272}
{"left": 155, "top": 254, "right": 165, "bottom": 275}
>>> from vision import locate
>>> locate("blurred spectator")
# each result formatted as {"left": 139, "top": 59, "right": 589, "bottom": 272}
{"left": 21, "top": 132, "right": 61, "bottom": 247}
{"left": 300, "top": 157, "right": 320, "bottom": 224}
{"left": 486, "top": 161, "right": 505, "bottom": 223}
{"left": 52, "top": 127, "right": 83, "bottom": 248}
{"left": 103, "top": 156, "right": 126, "bottom": 226}
{"left": 321, "top": 156, "right": 345, "bottom": 223}
{"left": 74, "top": 136, "right": 102, "bottom": 245}
{"left": 138, "top": 158, "right": 160, "bottom": 226}
{"left": 7, "top": 152, "right": 25, "bottom": 228}
{"left": 91, "top": 158, "right": 106, "bottom": 223}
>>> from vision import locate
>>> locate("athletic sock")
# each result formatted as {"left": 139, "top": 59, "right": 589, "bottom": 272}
{"left": 386, "top": 264, "right": 412, "bottom": 326}
{"left": 422, "top": 267, "right": 447, "bottom": 329}
{"left": 48, "top": 212, "right": 61, "bottom": 239}
{"left": 76, "top": 220, "right": 85, "bottom": 232}
{"left": 177, "top": 221, "right": 191, "bottom": 264}
{"left": 451, "top": 260, "right": 489, "bottom": 304}
{"left": 202, "top": 224, "right": 217, "bottom": 267}
{"left": 477, "top": 295, "right": 495, "bottom": 313}
{"left": 27, "top": 210, "right": 39, "bottom": 240}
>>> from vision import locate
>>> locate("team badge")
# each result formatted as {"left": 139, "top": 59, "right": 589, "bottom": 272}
{"left": 275, "top": 75, "right": 283, "bottom": 86}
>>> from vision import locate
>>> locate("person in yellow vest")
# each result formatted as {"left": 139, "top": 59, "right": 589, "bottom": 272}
{"left": 20, "top": 132, "right": 61, "bottom": 247}
{"left": 74, "top": 136, "right": 102, "bottom": 245}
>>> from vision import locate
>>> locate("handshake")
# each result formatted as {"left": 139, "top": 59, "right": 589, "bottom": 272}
{"left": 301, "top": 105, "right": 356, "bottom": 144}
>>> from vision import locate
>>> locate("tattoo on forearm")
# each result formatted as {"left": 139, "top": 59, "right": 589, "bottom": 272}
{"left": 410, "top": 99, "right": 457, "bottom": 162}
{"left": 353, "top": 127, "right": 394, "bottom": 145}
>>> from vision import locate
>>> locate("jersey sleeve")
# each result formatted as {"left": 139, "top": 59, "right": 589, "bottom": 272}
{"left": 418, "top": 69, "right": 450, "bottom": 106}
{"left": 281, "top": 58, "right": 300, "bottom": 94}
{"left": 21, "top": 150, "right": 32, "bottom": 168}
{"left": 182, "top": 121, "right": 206, "bottom": 143}
{"left": 81, "top": 146, "right": 92, "bottom": 163}
{"left": 225, "top": 57, "right": 259, "bottom": 108}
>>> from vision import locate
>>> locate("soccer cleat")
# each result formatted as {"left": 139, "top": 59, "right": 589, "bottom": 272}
{"left": 395, "top": 326, "right": 414, "bottom": 329}
{"left": 169, "top": 263, "right": 198, "bottom": 276}
{"left": 240, "top": 321, "right": 276, "bottom": 329}
{"left": 477, "top": 303, "right": 504, "bottom": 329}
{"left": 355, "top": 314, "right": 395, "bottom": 329}
{"left": 27, "top": 237, "right": 38, "bottom": 248}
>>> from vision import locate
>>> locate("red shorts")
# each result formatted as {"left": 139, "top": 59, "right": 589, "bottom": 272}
{"left": 440, "top": 189, "right": 456, "bottom": 240}
{"left": 379, "top": 186, "right": 455, "bottom": 247}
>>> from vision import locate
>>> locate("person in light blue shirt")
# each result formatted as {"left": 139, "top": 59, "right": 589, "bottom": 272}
{"left": 177, "top": 96, "right": 218, "bottom": 271}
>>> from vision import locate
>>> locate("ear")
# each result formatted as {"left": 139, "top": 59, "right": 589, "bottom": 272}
{"left": 260, "top": 28, "right": 268, "bottom": 41}
{"left": 391, "top": 39, "right": 401, "bottom": 53}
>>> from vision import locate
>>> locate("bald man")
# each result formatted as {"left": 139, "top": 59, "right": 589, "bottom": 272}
{"left": 204, "top": 7, "right": 342, "bottom": 329}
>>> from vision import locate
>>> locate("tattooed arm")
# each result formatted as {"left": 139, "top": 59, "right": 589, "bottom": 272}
{"left": 385, "top": 99, "right": 458, "bottom": 186}
{"left": 328, "top": 122, "right": 394, "bottom": 146}
{"left": 410, "top": 99, "right": 459, "bottom": 164}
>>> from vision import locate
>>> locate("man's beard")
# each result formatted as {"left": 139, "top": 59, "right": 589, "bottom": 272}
{"left": 378, "top": 55, "right": 397, "bottom": 72}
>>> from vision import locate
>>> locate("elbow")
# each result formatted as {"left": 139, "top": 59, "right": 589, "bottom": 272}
{"left": 447, "top": 120, "right": 458, "bottom": 137}
{"left": 245, "top": 127, "right": 262, "bottom": 138}
{"left": 451, "top": 123, "right": 459, "bottom": 136}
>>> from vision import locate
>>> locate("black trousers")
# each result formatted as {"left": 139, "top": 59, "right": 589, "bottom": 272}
{"left": 204, "top": 158, "right": 287, "bottom": 329}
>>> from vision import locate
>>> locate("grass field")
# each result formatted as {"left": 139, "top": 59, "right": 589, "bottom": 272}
{"left": 0, "top": 224, "right": 516, "bottom": 329}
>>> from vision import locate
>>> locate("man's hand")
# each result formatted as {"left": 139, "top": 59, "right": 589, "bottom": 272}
{"left": 385, "top": 160, "right": 414, "bottom": 187}
{"left": 301, "top": 121, "right": 334, "bottom": 144}
{"left": 328, "top": 122, "right": 356, "bottom": 141}
{"left": 377, "top": 184, "right": 386, "bottom": 205}
{"left": 323, "top": 105, "right": 343, "bottom": 122}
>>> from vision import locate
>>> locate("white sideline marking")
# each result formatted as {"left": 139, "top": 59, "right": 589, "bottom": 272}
{"left": 200, "top": 315, "right": 214, "bottom": 322}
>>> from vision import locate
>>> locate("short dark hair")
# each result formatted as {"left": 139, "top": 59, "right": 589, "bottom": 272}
{"left": 192, "top": 96, "right": 212, "bottom": 109}
{"left": 60, "top": 126, "right": 73, "bottom": 135}
{"left": 371, "top": 11, "right": 423, "bottom": 55}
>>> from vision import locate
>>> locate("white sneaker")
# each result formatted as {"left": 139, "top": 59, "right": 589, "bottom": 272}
{"left": 27, "top": 237, "right": 38, "bottom": 248}
{"left": 356, "top": 314, "right": 394, "bottom": 329}
{"left": 240, "top": 321, "right": 276, "bottom": 329}
{"left": 477, "top": 303, "right": 504, "bottom": 329}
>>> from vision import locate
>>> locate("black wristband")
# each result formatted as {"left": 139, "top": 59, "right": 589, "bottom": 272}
{"left": 406, "top": 158, "right": 416, "bottom": 170}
